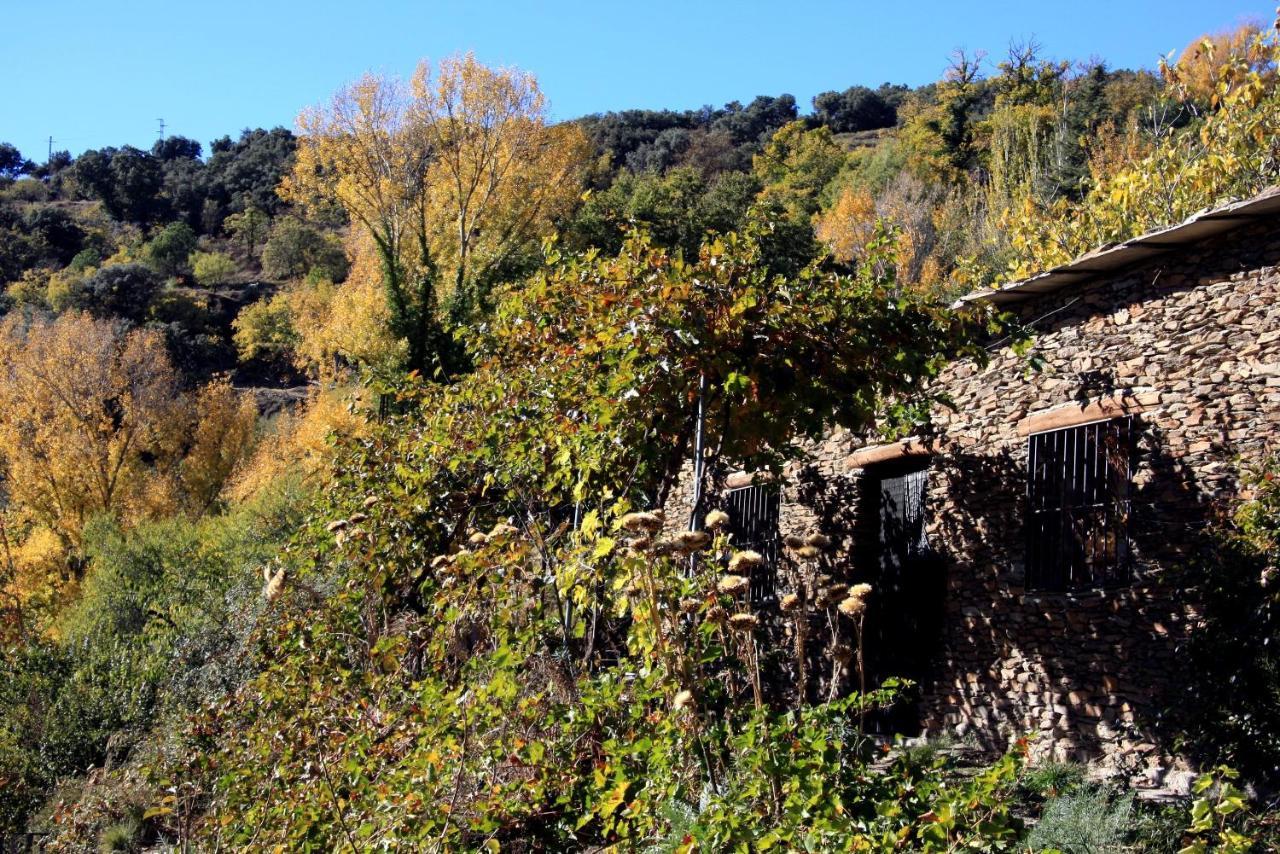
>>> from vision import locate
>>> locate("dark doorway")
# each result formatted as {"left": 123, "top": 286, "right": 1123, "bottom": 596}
{"left": 859, "top": 458, "right": 946, "bottom": 735}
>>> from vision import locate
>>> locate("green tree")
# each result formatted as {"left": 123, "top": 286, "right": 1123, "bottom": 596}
{"left": 259, "top": 217, "right": 348, "bottom": 282}
{"left": 191, "top": 251, "right": 239, "bottom": 286}
{"left": 144, "top": 222, "right": 197, "bottom": 277}
{"left": 752, "top": 121, "right": 847, "bottom": 219}
{"left": 223, "top": 206, "right": 270, "bottom": 261}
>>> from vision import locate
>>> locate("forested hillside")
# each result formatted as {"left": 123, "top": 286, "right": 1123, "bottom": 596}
{"left": 2, "top": 21, "right": 1279, "bottom": 851}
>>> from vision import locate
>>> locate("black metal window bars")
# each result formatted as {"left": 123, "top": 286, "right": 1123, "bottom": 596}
{"left": 1025, "top": 416, "right": 1135, "bottom": 591}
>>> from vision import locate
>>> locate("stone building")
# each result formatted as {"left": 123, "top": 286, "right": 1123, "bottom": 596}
{"left": 664, "top": 187, "right": 1280, "bottom": 788}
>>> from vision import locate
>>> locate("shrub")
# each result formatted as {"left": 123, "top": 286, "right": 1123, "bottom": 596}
{"left": 1026, "top": 787, "right": 1133, "bottom": 852}
{"left": 143, "top": 223, "right": 196, "bottom": 277}
{"left": 260, "top": 217, "right": 347, "bottom": 282}
{"left": 79, "top": 263, "right": 163, "bottom": 322}
{"left": 190, "top": 250, "right": 238, "bottom": 287}
{"left": 1020, "top": 760, "right": 1088, "bottom": 799}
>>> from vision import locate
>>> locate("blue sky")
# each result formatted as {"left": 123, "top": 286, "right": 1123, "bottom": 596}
{"left": 2, "top": 1, "right": 1272, "bottom": 161}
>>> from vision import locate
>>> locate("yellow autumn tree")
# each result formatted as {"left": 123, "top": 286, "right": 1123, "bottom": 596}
{"left": 283, "top": 53, "right": 590, "bottom": 373}
{"left": 0, "top": 312, "right": 257, "bottom": 559}
{"left": 1003, "top": 20, "right": 1280, "bottom": 278}
{"left": 1171, "top": 22, "right": 1273, "bottom": 107}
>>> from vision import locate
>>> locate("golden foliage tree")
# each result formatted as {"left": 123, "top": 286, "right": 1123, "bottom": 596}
{"left": 0, "top": 312, "right": 256, "bottom": 560}
{"left": 283, "top": 53, "right": 590, "bottom": 373}
{"left": 1003, "top": 21, "right": 1280, "bottom": 278}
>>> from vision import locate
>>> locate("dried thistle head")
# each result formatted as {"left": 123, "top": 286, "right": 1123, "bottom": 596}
{"left": 430, "top": 554, "right": 451, "bottom": 570}
{"left": 326, "top": 519, "right": 348, "bottom": 533}
{"left": 627, "top": 535, "right": 653, "bottom": 552}
{"left": 848, "top": 583, "right": 873, "bottom": 600}
{"left": 262, "top": 567, "right": 286, "bottom": 602}
{"left": 705, "top": 509, "right": 731, "bottom": 530}
{"left": 728, "top": 612, "right": 759, "bottom": 632}
{"left": 822, "top": 583, "right": 849, "bottom": 601}
{"left": 621, "top": 511, "right": 664, "bottom": 533}
{"left": 673, "top": 689, "right": 695, "bottom": 712}
{"left": 349, "top": 512, "right": 368, "bottom": 524}
{"left": 784, "top": 534, "right": 807, "bottom": 550}
{"left": 717, "top": 574, "right": 750, "bottom": 596}
{"left": 489, "top": 522, "right": 520, "bottom": 539}
{"left": 728, "top": 550, "right": 765, "bottom": 573}
{"left": 651, "top": 538, "right": 679, "bottom": 556}
{"left": 468, "top": 531, "right": 489, "bottom": 547}
{"left": 796, "top": 545, "right": 822, "bottom": 561}
{"left": 676, "top": 530, "right": 712, "bottom": 551}
{"left": 680, "top": 597, "right": 703, "bottom": 615}
{"left": 832, "top": 642, "right": 854, "bottom": 663}
{"left": 805, "top": 533, "right": 833, "bottom": 550}
{"left": 837, "top": 596, "right": 866, "bottom": 618}
{"left": 780, "top": 592, "right": 802, "bottom": 614}
{"left": 705, "top": 605, "right": 728, "bottom": 625}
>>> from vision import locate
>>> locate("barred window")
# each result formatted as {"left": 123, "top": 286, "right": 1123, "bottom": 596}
{"left": 722, "top": 483, "right": 781, "bottom": 603}
{"left": 1025, "top": 417, "right": 1135, "bottom": 591}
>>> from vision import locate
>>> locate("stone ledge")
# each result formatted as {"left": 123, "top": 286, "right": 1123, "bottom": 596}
{"left": 1017, "top": 390, "right": 1161, "bottom": 436}
{"left": 845, "top": 438, "right": 945, "bottom": 470}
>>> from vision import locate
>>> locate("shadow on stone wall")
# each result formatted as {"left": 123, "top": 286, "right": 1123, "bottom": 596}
{"left": 919, "top": 420, "right": 1227, "bottom": 782}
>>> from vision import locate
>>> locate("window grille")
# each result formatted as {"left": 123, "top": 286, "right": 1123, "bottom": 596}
{"left": 1025, "top": 417, "right": 1135, "bottom": 591}
{"left": 722, "top": 483, "right": 781, "bottom": 604}
{"left": 878, "top": 467, "right": 930, "bottom": 574}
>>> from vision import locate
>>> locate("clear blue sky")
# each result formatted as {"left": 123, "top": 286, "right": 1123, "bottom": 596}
{"left": 2, "top": 1, "right": 1272, "bottom": 161}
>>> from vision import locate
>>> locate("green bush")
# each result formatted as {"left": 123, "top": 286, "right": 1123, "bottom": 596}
{"left": 0, "top": 480, "right": 305, "bottom": 835}
{"left": 143, "top": 222, "right": 196, "bottom": 277}
{"left": 1020, "top": 760, "right": 1088, "bottom": 800}
{"left": 190, "top": 250, "right": 238, "bottom": 286}
{"left": 1026, "top": 786, "right": 1133, "bottom": 852}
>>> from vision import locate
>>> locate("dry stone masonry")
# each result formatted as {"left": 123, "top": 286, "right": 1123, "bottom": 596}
{"left": 664, "top": 209, "right": 1280, "bottom": 791}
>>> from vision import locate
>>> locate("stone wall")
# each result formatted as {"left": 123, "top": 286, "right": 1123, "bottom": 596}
{"left": 664, "top": 219, "right": 1280, "bottom": 787}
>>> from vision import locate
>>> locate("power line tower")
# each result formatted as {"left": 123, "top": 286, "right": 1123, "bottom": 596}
{"left": 157, "top": 118, "right": 165, "bottom": 142}
{"left": 47, "top": 136, "right": 54, "bottom": 161}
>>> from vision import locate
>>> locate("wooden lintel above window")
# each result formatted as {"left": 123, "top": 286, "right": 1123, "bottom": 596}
{"left": 1017, "top": 390, "right": 1160, "bottom": 437}
{"left": 845, "top": 438, "right": 943, "bottom": 470}
{"left": 725, "top": 470, "right": 776, "bottom": 489}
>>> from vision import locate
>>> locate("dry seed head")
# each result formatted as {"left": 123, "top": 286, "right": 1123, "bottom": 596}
{"left": 489, "top": 522, "right": 519, "bottom": 539}
{"left": 627, "top": 535, "right": 653, "bottom": 551}
{"left": 468, "top": 531, "right": 489, "bottom": 547}
{"left": 784, "top": 534, "right": 807, "bottom": 550}
{"left": 680, "top": 597, "right": 702, "bottom": 614}
{"left": 823, "top": 583, "right": 849, "bottom": 601}
{"left": 780, "top": 592, "right": 802, "bottom": 613}
{"left": 262, "top": 568, "right": 286, "bottom": 602}
{"left": 705, "top": 605, "right": 728, "bottom": 625}
{"left": 796, "top": 545, "right": 822, "bottom": 561}
{"left": 728, "top": 612, "right": 759, "bottom": 631}
{"left": 704, "top": 509, "right": 731, "bottom": 530}
{"left": 349, "top": 512, "right": 368, "bottom": 524}
{"left": 621, "top": 511, "right": 664, "bottom": 533}
{"left": 676, "top": 530, "right": 712, "bottom": 551}
{"left": 673, "top": 689, "right": 695, "bottom": 711}
{"left": 837, "top": 596, "right": 866, "bottom": 618}
{"left": 832, "top": 642, "right": 854, "bottom": 663}
{"left": 651, "top": 538, "right": 679, "bottom": 556}
{"left": 728, "top": 550, "right": 765, "bottom": 573}
{"left": 848, "top": 583, "right": 873, "bottom": 600}
{"left": 326, "top": 519, "right": 348, "bottom": 533}
{"left": 804, "top": 533, "right": 832, "bottom": 550}
{"left": 430, "top": 554, "right": 450, "bottom": 570}
{"left": 717, "top": 574, "right": 750, "bottom": 596}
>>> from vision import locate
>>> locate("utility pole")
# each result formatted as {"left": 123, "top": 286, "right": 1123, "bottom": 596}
{"left": 157, "top": 118, "right": 165, "bottom": 142}
{"left": 47, "top": 136, "right": 53, "bottom": 161}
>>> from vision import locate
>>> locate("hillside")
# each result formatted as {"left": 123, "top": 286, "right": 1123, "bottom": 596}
{"left": 2, "top": 23, "right": 1279, "bottom": 852}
